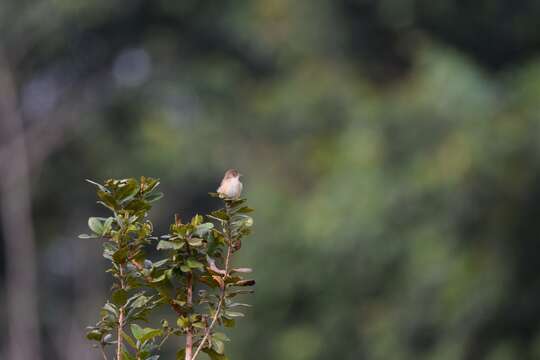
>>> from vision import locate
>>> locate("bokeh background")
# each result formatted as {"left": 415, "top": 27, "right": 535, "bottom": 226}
{"left": 2, "top": 1, "right": 540, "bottom": 359}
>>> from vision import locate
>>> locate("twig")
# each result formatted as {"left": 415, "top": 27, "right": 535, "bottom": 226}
{"left": 99, "top": 344, "right": 109, "bottom": 360}
{"left": 157, "top": 330, "right": 171, "bottom": 349}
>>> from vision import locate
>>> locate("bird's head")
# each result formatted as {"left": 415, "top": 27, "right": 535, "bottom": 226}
{"left": 224, "top": 169, "right": 241, "bottom": 179}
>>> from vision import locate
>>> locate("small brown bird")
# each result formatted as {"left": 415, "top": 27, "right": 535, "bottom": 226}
{"left": 217, "top": 169, "right": 243, "bottom": 199}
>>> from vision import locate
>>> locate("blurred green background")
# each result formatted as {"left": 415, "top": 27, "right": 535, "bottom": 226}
{"left": 2, "top": 1, "right": 540, "bottom": 359}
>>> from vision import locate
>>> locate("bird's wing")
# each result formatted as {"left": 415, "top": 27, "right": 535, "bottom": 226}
{"left": 217, "top": 179, "right": 226, "bottom": 193}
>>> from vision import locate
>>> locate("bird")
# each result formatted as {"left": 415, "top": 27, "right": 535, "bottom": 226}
{"left": 217, "top": 169, "right": 243, "bottom": 199}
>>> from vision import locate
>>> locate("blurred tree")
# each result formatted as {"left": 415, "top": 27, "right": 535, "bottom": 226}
{"left": 0, "top": 49, "right": 41, "bottom": 360}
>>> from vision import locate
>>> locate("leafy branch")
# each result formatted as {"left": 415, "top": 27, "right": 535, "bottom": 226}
{"left": 80, "top": 177, "right": 255, "bottom": 360}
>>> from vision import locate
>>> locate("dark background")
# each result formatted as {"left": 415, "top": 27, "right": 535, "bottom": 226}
{"left": 2, "top": 1, "right": 540, "bottom": 359}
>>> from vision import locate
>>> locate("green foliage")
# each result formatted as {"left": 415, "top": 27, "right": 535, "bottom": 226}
{"left": 82, "top": 177, "right": 255, "bottom": 360}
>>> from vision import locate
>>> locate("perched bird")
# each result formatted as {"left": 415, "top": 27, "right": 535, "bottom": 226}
{"left": 217, "top": 169, "right": 243, "bottom": 199}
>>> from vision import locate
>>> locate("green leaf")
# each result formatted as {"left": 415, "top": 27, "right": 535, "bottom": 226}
{"left": 122, "top": 349, "right": 136, "bottom": 360}
{"left": 222, "top": 318, "right": 235, "bottom": 328}
{"left": 227, "top": 198, "right": 246, "bottom": 207}
{"left": 139, "top": 328, "right": 162, "bottom": 342}
{"left": 176, "top": 349, "right": 186, "bottom": 360}
{"left": 243, "top": 216, "right": 254, "bottom": 227}
{"left": 180, "top": 265, "right": 191, "bottom": 272}
{"left": 103, "top": 217, "right": 114, "bottom": 234}
{"left": 152, "top": 259, "right": 169, "bottom": 268}
{"left": 192, "top": 321, "right": 205, "bottom": 329}
{"left": 141, "top": 177, "right": 160, "bottom": 193}
{"left": 103, "top": 302, "right": 118, "bottom": 317}
{"left": 202, "top": 348, "right": 229, "bottom": 360}
{"left": 194, "top": 222, "right": 214, "bottom": 237}
{"left": 207, "top": 256, "right": 226, "bottom": 275}
{"left": 112, "top": 289, "right": 129, "bottom": 306}
{"left": 150, "top": 273, "right": 167, "bottom": 283}
{"left": 177, "top": 316, "right": 190, "bottom": 328}
{"left": 122, "top": 330, "right": 138, "bottom": 350}
{"left": 97, "top": 190, "right": 118, "bottom": 211}
{"left": 232, "top": 214, "right": 253, "bottom": 228}
{"left": 171, "top": 299, "right": 186, "bottom": 308}
{"left": 211, "top": 338, "right": 225, "bottom": 354}
{"left": 224, "top": 310, "right": 244, "bottom": 318}
{"left": 145, "top": 192, "right": 164, "bottom": 203}
{"left": 227, "top": 302, "right": 252, "bottom": 308}
{"left": 102, "top": 242, "right": 117, "bottom": 260}
{"left": 187, "top": 237, "right": 203, "bottom": 246}
{"left": 130, "top": 323, "right": 144, "bottom": 340}
{"left": 112, "top": 247, "right": 129, "bottom": 263}
{"left": 213, "top": 332, "right": 230, "bottom": 342}
{"left": 78, "top": 233, "right": 98, "bottom": 239}
{"left": 131, "top": 324, "right": 162, "bottom": 342}
{"left": 234, "top": 279, "right": 256, "bottom": 287}
{"left": 236, "top": 206, "right": 254, "bottom": 213}
{"left": 210, "top": 209, "right": 229, "bottom": 221}
{"left": 125, "top": 199, "right": 151, "bottom": 213}
{"left": 88, "top": 217, "right": 104, "bottom": 235}
{"left": 157, "top": 240, "right": 184, "bottom": 250}
{"left": 130, "top": 295, "right": 149, "bottom": 309}
{"left": 85, "top": 179, "right": 109, "bottom": 193}
{"left": 186, "top": 258, "right": 204, "bottom": 269}
{"left": 226, "top": 289, "right": 255, "bottom": 298}
{"left": 191, "top": 214, "right": 204, "bottom": 226}
{"left": 86, "top": 329, "right": 103, "bottom": 341}
{"left": 116, "top": 178, "right": 139, "bottom": 202}
{"left": 103, "top": 334, "right": 114, "bottom": 344}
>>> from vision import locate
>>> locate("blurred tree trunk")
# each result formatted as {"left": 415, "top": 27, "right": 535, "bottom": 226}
{"left": 0, "top": 51, "right": 42, "bottom": 360}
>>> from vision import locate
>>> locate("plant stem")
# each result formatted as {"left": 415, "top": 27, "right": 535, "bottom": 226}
{"left": 190, "top": 201, "right": 233, "bottom": 360}
{"left": 190, "top": 247, "right": 230, "bottom": 360}
{"left": 185, "top": 272, "right": 193, "bottom": 360}
{"left": 116, "top": 263, "right": 126, "bottom": 360}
